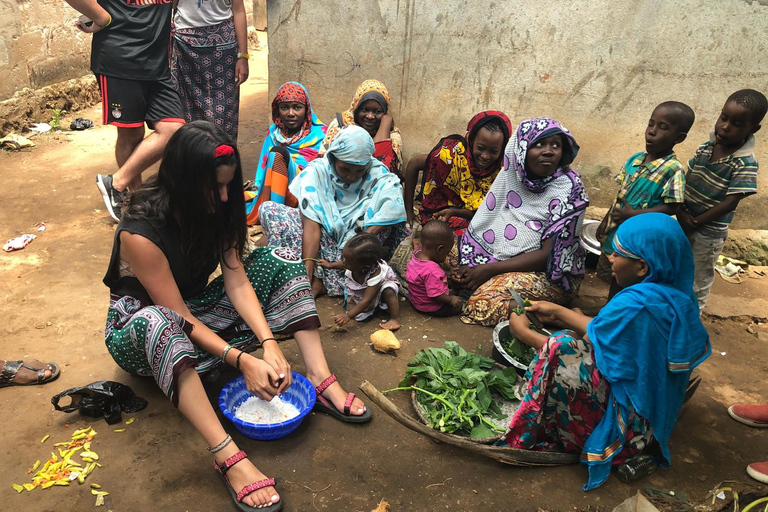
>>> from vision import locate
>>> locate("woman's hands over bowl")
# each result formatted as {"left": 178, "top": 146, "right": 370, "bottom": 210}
{"left": 240, "top": 355, "right": 282, "bottom": 401}
{"left": 261, "top": 341, "right": 292, "bottom": 395}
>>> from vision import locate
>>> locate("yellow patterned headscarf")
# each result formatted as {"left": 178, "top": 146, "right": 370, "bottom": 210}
{"left": 321, "top": 80, "right": 402, "bottom": 172}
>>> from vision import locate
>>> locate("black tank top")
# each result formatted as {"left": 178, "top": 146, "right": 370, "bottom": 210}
{"left": 103, "top": 216, "right": 219, "bottom": 303}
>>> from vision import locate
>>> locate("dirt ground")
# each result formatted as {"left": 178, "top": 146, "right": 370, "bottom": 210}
{"left": 1, "top": 39, "right": 767, "bottom": 512}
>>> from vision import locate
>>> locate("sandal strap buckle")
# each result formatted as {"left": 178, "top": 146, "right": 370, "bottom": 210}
{"left": 216, "top": 449, "right": 247, "bottom": 475}
{"left": 314, "top": 374, "right": 337, "bottom": 395}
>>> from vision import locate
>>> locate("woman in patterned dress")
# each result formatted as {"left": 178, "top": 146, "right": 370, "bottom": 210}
{"left": 102, "top": 121, "right": 370, "bottom": 512}
{"left": 454, "top": 118, "right": 589, "bottom": 326}
{"left": 171, "top": 0, "right": 249, "bottom": 142}
{"left": 502, "top": 214, "right": 710, "bottom": 490}
{"left": 260, "top": 125, "right": 407, "bottom": 298}
{"left": 246, "top": 82, "right": 327, "bottom": 224}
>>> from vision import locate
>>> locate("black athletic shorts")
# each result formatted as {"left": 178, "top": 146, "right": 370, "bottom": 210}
{"left": 96, "top": 74, "right": 185, "bottom": 129}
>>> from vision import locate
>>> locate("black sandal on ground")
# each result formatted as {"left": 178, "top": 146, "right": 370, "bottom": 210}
{"left": 0, "top": 360, "right": 60, "bottom": 388}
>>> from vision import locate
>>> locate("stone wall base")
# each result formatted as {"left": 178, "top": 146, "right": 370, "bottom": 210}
{"left": 0, "top": 75, "right": 99, "bottom": 136}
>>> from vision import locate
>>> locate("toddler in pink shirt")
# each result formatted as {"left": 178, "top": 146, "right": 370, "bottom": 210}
{"left": 406, "top": 220, "right": 462, "bottom": 316}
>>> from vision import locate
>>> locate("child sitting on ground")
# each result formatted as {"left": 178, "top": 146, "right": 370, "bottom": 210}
{"left": 406, "top": 220, "right": 463, "bottom": 316}
{"left": 597, "top": 101, "right": 695, "bottom": 298}
{"left": 319, "top": 233, "right": 401, "bottom": 330}
{"left": 678, "top": 89, "right": 766, "bottom": 311}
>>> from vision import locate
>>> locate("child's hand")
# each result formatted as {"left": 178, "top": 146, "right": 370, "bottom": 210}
{"left": 317, "top": 259, "right": 338, "bottom": 270}
{"left": 433, "top": 210, "right": 454, "bottom": 223}
{"left": 610, "top": 201, "right": 636, "bottom": 224}
{"left": 449, "top": 295, "right": 463, "bottom": 310}
{"left": 677, "top": 211, "right": 698, "bottom": 235}
{"left": 596, "top": 214, "right": 609, "bottom": 240}
{"left": 334, "top": 313, "right": 351, "bottom": 326}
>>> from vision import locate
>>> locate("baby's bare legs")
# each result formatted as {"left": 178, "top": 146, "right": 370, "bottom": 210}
{"left": 379, "top": 288, "right": 401, "bottom": 331}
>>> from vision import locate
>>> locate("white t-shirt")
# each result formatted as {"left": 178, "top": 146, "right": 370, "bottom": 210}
{"left": 174, "top": 0, "right": 234, "bottom": 30}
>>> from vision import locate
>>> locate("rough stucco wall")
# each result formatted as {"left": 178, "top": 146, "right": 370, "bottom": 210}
{"left": 267, "top": 0, "right": 768, "bottom": 230}
{"left": 0, "top": 0, "right": 92, "bottom": 101}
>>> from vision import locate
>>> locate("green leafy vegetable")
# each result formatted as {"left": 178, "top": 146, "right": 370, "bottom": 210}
{"left": 385, "top": 341, "right": 518, "bottom": 438}
{"left": 500, "top": 307, "right": 537, "bottom": 366}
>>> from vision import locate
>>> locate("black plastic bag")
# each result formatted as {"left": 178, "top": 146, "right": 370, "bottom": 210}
{"left": 69, "top": 118, "right": 94, "bottom": 131}
{"left": 51, "top": 381, "right": 147, "bottom": 424}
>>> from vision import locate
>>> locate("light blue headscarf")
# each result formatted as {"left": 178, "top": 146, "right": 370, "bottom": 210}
{"left": 289, "top": 125, "right": 406, "bottom": 247}
{"left": 582, "top": 213, "right": 711, "bottom": 490}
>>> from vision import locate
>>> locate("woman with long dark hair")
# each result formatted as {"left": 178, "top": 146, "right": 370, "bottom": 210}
{"left": 102, "top": 121, "right": 370, "bottom": 512}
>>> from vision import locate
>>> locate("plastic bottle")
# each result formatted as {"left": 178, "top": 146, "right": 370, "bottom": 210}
{"left": 616, "top": 455, "right": 657, "bottom": 483}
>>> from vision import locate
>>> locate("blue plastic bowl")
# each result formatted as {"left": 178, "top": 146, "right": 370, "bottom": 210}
{"left": 219, "top": 372, "right": 316, "bottom": 441}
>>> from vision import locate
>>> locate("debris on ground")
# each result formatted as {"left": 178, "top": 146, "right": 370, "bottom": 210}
{"left": 715, "top": 255, "right": 749, "bottom": 284}
{"left": 0, "top": 133, "right": 35, "bottom": 151}
{"left": 29, "top": 123, "right": 51, "bottom": 133}
{"left": 3, "top": 234, "right": 37, "bottom": 252}
{"left": 370, "top": 329, "right": 401, "bottom": 352}
{"left": 11, "top": 426, "right": 107, "bottom": 503}
{"left": 69, "top": 118, "right": 94, "bottom": 131}
{"left": 371, "top": 499, "right": 390, "bottom": 512}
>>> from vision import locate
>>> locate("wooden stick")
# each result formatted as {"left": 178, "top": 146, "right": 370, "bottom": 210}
{"left": 359, "top": 381, "right": 579, "bottom": 467}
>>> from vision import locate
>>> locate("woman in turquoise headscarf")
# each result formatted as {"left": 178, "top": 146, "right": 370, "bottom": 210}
{"left": 246, "top": 82, "right": 327, "bottom": 225}
{"left": 501, "top": 213, "right": 711, "bottom": 490}
{"left": 260, "top": 125, "right": 407, "bottom": 297}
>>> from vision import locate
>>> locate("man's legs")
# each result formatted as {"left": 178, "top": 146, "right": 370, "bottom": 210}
{"left": 111, "top": 121, "right": 183, "bottom": 191}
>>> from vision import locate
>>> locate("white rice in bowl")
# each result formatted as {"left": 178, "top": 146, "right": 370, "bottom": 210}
{"left": 234, "top": 395, "right": 301, "bottom": 424}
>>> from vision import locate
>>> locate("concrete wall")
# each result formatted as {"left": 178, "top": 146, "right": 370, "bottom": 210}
{"left": 0, "top": 0, "right": 92, "bottom": 101}
{"left": 267, "top": 0, "right": 768, "bottom": 230}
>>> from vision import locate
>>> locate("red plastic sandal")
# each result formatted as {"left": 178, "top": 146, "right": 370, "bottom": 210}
{"left": 313, "top": 374, "right": 372, "bottom": 423}
{"left": 214, "top": 450, "right": 282, "bottom": 511}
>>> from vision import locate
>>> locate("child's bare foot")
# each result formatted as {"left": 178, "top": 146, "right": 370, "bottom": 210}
{"left": 379, "top": 319, "right": 401, "bottom": 331}
{"left": 214, "top": 442, "right": 280, "bottom": 509}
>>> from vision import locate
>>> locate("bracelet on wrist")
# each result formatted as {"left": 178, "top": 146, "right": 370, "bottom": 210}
{"left": 236, "top": 52, "right": 250, "bottom": 60}
{"left": 221, "top": 345, "right": 233, "bottom": 363}
{"left": 236, "top": 350, "right": 245, "bottom": 370}
{"left": 95, "top": 14, "right": 112, "bottom": 28}
{"left": 260, "top": 337, "right": 276, "bottom": 345}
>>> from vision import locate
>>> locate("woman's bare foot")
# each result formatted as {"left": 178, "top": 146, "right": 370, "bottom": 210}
{"left": 308, "top": 373, "right": 366, "bottom": 416}
{"left": 379, "top": 319, "right": 401, "bottom": 331}
{"left": 214, "top": 441, "right": 280, "bottom": 508}
{"left": 311, "top": 277, "right": 326, "bottom": 298}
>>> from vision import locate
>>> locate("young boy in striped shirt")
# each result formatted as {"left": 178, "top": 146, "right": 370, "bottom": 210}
{"left": 678, "top": 89, "right": 767, "bottom": 311}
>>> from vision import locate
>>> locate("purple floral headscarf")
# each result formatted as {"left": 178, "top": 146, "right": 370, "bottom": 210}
{"left": 458, "top": 118, "right": 589, "bottom": 292}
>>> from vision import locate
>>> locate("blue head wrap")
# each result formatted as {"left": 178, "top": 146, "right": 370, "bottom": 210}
{"left": 289, "top": 125, "right": 406, "bottom": 247}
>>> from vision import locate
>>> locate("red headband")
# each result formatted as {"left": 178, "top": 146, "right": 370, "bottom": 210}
{"left": 214, "top": 144, "right": 235, "bottom": 159}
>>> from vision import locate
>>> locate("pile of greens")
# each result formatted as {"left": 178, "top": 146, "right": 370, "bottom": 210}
{"left": 499, "top": 330, "right": 536, "bottom": 366}
{"left": 385, "top": 341, "right": 519, "bottom": 439}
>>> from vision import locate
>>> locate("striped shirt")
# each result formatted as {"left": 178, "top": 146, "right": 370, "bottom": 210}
{"left": 684, "top": 134, "right": 758, "bottom": 237}
{"left": 601, "top": 151, "right": 686, "bottom": 252}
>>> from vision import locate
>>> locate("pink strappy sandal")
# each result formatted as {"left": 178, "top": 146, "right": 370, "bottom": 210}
{"left": 313, "top": 374, "right": 372, "bottom": 423}
{"left": 214, "top": 450, "right": 283, "bottom": 511}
